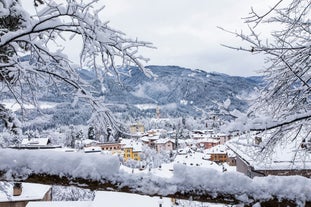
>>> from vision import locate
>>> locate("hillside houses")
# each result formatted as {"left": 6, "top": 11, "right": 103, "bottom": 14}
{"left": 191, "top": 131, "right": 231, "bottom": 150}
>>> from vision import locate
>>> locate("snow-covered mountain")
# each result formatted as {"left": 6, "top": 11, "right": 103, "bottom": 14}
{"left": 85, "top": 65, "right": 262, "bottom": 118}
{"left": 2, "top": 65, "right": 263, "bottom": 130}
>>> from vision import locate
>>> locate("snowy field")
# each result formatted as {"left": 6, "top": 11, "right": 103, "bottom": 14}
{"left": 0, "top": 148, "right": 310, "bottom": 205}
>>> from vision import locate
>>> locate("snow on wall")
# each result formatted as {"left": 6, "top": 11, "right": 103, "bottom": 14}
{"left": 0, "top": 149, "right": 310, "bottom": 204}
{"left": 0, "top": 149, "right": 120, "bottom": 180}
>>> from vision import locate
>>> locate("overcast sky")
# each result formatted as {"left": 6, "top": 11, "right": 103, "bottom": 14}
{"left": 97, "top": 0, "right": 279, "bottom": 77}
{"left": 22, "top": 0, "right": 279, "bottom": 77}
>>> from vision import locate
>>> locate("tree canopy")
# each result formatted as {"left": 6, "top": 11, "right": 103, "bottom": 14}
{"left": 223, "top": 0, "right": 311, "bottom": 153}
{"left": 0, "top": 0, "right": 153, "bottom": 134}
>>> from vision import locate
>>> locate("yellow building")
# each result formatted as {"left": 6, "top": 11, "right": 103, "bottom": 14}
{"left": 129, "top": 123, "right": 145, "bottom": 135}
{"left": 123, "top": 147, "right": 141, "bottom": 161}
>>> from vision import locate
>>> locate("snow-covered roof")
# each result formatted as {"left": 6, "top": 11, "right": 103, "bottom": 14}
{"left": 0, "top": 182, "right": 51, "bottom": 202}
{"left": 121, "top": 139, "right": 142, "bottom": 152}
{"left": 215, "top": 133, "right": 229, "bottom": 137}
{"left": 205, "top": 144, "right": 228, "bottom": 154}
{"left": 155, "top": 138, "right": 175, "bottom": 144}
{"left": 198, "top": 138, "right": 220, "bottom": 143}
{"left": 82, "top": 139, "right": 100, "bottom": 145}
{"left": 140, "top": 135, "right": 160, "bottom": 142}
{"left": 21, "top": 138, "right": 49, "bottom": 146}
{"left": 227, "top": 131, "right": 311, "bottom": 170}
{"left": 26, "top": 201, "right": 93, "bottom": 207}
{"left": 84, "top": 146, "right": 102, "bottom": 153}
{"left": 147, "top": 128, "right": 167, "bottom": 136}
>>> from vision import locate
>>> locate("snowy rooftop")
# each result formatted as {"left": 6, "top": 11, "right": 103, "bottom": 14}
{"left": 82, "top": 139, "right": 100, "bottom": 146}
{"left": 0, "top": 182, "right": 51, "bottom": 202}
{"left": 21, "top": 138, "right": 49, "bottom": 146}
{"left": 121, "top": 139, "right": 142, "bottom": 152}
{"left": 205, "top": 144, "right": 228, "bottom": 154}
{"left": 199, "top": 138, "right": 220, "bottom": 143}
{"left": 140, "top": 135, "right": 160, "bottom": 142}
{"left": 227, "top": 131, "right": 311, "bottom": 170}
{"left": 155, "top": 138, "right": 175, "bottom": 144}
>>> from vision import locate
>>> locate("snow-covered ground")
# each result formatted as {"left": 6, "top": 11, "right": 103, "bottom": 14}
{"left": 0, "top": 148, "right": 311, "bottom": 205}
{"left": 26, "top": 189, "right": 232, "bottom": 206}
{"left": 92, "top": 191, "right": 227, "bottom": 207}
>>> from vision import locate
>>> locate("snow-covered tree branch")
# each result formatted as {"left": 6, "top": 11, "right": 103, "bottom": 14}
{"left": 0, "top": 0, "right": 154, "bottom": 134}
{"left": 222, "top": 0, "right": 311, "bottom": 152}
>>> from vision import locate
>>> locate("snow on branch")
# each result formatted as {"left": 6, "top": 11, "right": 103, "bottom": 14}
{"left": 221, "top": 0, "right": 311, "bottom": 150}
{"left": 0, "top": 0, "right": 155, "bottom": 133}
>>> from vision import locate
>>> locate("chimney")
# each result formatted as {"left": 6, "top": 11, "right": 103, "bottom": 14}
{"left": 255, "top": 136, "right": 262, "bottom": 145}
{"left": 13, "top": 182, "right": 22, "bottom": 196}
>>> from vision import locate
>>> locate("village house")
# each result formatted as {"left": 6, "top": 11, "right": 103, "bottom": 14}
{"left": 83, "top": 139, "right": 123, "bottom": 154}
{"left": 217, "top": 133, "right": 231, "bottom": 145}
{"left": 227, "top": 132, "right": 311, "bottom": 178}
{"left": 204, "top": 144, "right": 228, "bottom": 163}
{"left": 226, "top": 150, "right": 237, "bottom": 166}
{"left": 97, "top": 142, "right": 122, "bottom": 154}
{"left": 129, "top": 122, "right": 145, "bottom": 135}
{"left": 154, "top": 138, "right": 175, "bottom": 152}
{"left": 120, "top": 139, "right": 143, "bottom": 161}
{"left": 123, "top": 146, "right": 141, "bottom": 161}
{"left": 147, "top": 129, "right": 167, "bottom": 137}
{"left": 191, "top": 130, "right": 207, "bottom": 140}
{"left": 190, "top": 130, "right": 230, "bottom": 150}
{"left": 196, "top": 138, "right": 220, "bottom": 150}
{"left": 141, "top": 135, "right": 160, "bottom": 149}
{"left": 0, "top": 182, "right": 51, "bottom": 207}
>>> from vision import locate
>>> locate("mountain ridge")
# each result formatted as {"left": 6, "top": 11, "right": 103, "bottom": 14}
{"left": 90, "top": 65, "right": 262, "bottom": 118}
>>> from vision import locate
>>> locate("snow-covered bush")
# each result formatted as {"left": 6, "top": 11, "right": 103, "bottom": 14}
{"left": 52, "top": 185, "right": 95, "bottom": 201}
